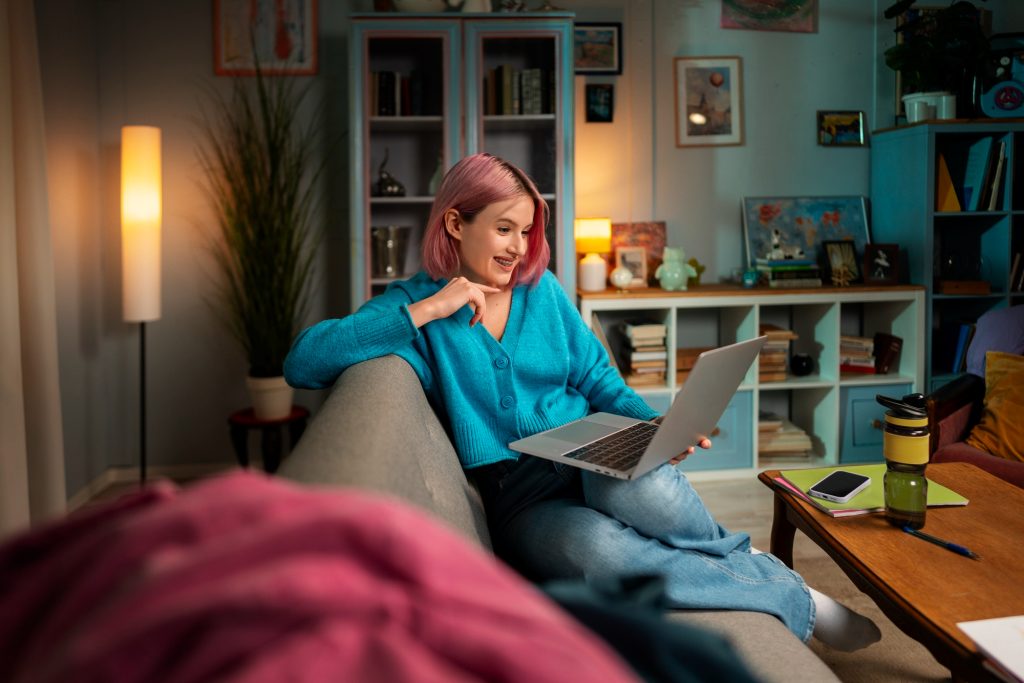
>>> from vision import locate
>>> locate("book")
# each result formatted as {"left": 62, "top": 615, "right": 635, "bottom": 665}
{"left": 985, "top": 140, "right": 1007, "bottom": 211}
{"left": 958, "top": 615, "right": 1024, "bottom": 682}
{"left": 619, "top": 320, "right": 667, "bottom": 343}
{"left": 625, "top": 349, "right": 668, "bottom": 362}
{"left": 873, "top": 332, "right": 903, "bottom": 374}
{"left": 755, "top": 257, "right": 818, "bottom": 267}
{"left": 777, "top": 464, "right": 969, "bottom": 517}
{"left": 1010, "top": 253, "right": 1022, "bottom": 293}
{"left": 767, "top": 277, "right": 822, "bottom": 289}
{"left": 962, "top": 136, "right": 994, "bottom": 211}
{"left": 951, "top": 323, "right": 976, "bottom": 373}
{"left": 936, "top": 152, "right": 962, "bottom": 212}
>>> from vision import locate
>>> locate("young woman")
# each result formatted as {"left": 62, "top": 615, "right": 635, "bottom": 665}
{"left": 285, "top": 153, "right": 880, "bottom": 651}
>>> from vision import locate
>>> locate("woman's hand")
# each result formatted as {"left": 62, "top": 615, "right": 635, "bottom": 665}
{"left": 669, "top": 437, "right": 712, "bottom": 465}
{"left": 408, "top": 277, "right": 501, "bottom": 328}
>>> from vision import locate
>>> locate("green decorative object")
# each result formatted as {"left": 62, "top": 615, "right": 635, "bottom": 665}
{"left": 655, "top": 247, "right": 698, "bottom": 291}
{"left": 197, "top": 65, "right": 322, "bottom": 381}
{"left": 687, "top": 257, "right": 706, "bottom": 288}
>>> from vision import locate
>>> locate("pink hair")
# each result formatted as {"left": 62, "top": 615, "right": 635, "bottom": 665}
{"left": 421, "top": 153, "right": 550, "bottom": 286}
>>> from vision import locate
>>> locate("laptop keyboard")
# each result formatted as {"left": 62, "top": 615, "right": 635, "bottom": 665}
{"left": 564, "top": 422, "right": 660, "bottom": 470}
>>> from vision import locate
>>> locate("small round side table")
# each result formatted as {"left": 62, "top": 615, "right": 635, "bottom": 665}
{"left": 227, "top": 405, "right": 309, "bottom": 474}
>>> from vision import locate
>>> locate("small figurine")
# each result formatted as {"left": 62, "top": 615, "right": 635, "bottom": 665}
{"left": 373, "top": 148, "right": 406, "bottom": 197}
{"left": 655, "top": 247, "right": 698, "bottom": 291}
{"left": 766, "top": 228, "right": 805, "bottom": 261}
{"left": 687, "top": 257, "right": 706, "bottom": 288}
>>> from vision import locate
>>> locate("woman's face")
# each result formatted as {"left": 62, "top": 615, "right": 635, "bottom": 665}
{"left": 446, "top": 195, "right": 535, "bottom": 288}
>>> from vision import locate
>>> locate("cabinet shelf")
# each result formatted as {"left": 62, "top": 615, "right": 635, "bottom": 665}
{"left": 579, "top": 286, "right": 924, "bottom": 478}
{"left": 369, "top": 116, "right": 444, "bottom": 130}
{"left": 370, "top": 196, "right": 435, "bottom": 204}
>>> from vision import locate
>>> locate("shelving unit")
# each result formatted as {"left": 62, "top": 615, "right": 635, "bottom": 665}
{"left": 870, "top": 120, "right": 1024, "bottom": 391}
{"left": 349, "top": 13, "right": 575, "bottom": 307}
{"left": 579, "top": 285, "right": 925, "bottom": 479}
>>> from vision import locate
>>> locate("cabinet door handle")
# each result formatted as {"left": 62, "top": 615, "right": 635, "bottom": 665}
{"left": 711, "top": 426, "right": 721, "bottom": 437}
{"left": 871, "top": 419, "right": 883, "bottom": 430}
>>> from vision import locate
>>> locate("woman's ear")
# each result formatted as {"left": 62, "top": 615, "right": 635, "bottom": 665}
{"left": 443, "top": 209, "right": 461, "bottom": 241}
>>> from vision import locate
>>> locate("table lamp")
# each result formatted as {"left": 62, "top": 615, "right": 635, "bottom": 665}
{"left": 575, "top": 217, "right": 612, "bottom": 292}
{"left": 121, "top": 125, "right": 162, "bottom": 483}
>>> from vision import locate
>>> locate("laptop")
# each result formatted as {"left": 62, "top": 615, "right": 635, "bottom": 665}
{"left": 508, "top": 336, "right": 767, "bottom": 480}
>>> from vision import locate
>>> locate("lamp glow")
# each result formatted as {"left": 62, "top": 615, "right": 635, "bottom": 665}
{"left": 574, "top": 217, "right": 612, "bottom": 292}
{"left": 121, "top": 125, "right": 162, "bottom": 322}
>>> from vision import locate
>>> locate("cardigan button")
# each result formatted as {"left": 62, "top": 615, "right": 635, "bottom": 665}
{"left": 495, "top": 357, "right": 509, "bottom": 369}
{"left": 500, "top": 396, "right": 515, "bottom": 409}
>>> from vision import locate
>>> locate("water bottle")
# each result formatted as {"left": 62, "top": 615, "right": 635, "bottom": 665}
{"left": 876, "top": 393, "right": 930, "bottom": 529}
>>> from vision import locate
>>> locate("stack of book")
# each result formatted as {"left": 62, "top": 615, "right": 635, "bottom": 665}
{"left": 840, "top": 335, "right": 876, "bottom": 374}
{"left": 676, "top": 346, "right": 712, "bottom": 385}
{"left": 618, "top": 320, "right": 668, "bottom": 388}
{"left": 755, "top": 258, "right": 822, "bottom": 288}
{"left": 758, "top": 411, "right": 813, "bottom": 461}
{"left": 483, "top": 65, "right": 553, "bottom": 116}
{"left": 759, "top": 324, "right": 798, "bottom": 382}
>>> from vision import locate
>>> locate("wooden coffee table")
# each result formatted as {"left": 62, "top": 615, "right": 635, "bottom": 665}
{"left": 759, "top": 462, "right": 1024, "bottom": 682}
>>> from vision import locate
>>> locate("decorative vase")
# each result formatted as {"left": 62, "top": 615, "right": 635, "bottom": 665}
{"left": 790, "top": 353, "right": 814, "bottom": 377}
{"left": 246, "top": 375, "right": 294, "bottom": 420}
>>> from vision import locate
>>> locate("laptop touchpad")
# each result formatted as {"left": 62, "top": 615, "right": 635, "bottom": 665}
{"left": 546, "top": 420, "right": 620, "bottom": 445}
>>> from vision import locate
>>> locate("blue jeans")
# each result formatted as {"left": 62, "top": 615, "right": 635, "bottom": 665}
{"left": 471, "top": 456, "right": 815, "bottom": 642}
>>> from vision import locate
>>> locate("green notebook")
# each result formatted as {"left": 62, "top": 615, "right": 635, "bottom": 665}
{"left": 776, "top": 464, "right": 968, "bottom": 518}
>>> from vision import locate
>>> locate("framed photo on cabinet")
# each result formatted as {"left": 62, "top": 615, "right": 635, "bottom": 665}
{"left": 615, "top": 246, "right": 648, "bottom": 288}
{"left": 864, "top": 244, "right": 900, "bottom": 284}
{"left": 573, "top": 23, "right": 622, "bottom": 75}
{"left": 823, "top": 240, "right": 861, "bottom": 286}
{"left": 214, "top": 0, "right": 318, "bottom": 76}
{"left": 674, "top": 56, "right": 743, "bottom": 147}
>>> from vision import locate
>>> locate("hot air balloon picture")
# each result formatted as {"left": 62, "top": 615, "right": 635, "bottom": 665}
{"left": 215, "top": 0, "right": 318, "bottom": 76}
{"left": 674, "top": 56, "right": 743, "bottom": 147}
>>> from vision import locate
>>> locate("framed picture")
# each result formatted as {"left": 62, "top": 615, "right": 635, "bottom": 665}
{"left": 585, "top": 84, "right": 614, "bottom": 123}
{"left": 823, "top": 240, "right": 861, "bottom": 286}
{"left": 214, "top": 0, "right": 318, "bottom": 76}
{"left": 611, "top": 221, "right": 666, "bottom": 279}
{"left": 817, "top": 110, "right": 866, "bottom": 146}
{"left": 721, "top": 0, "right": 817, "bottom": 33}
{"left": 674, "top": 56, "right": 743, "bottom": 147}
{"left": 615, "top": 246, "right": 648, "bottom": 288}
{"left": 864, "top": 243, "right": 900, "bottom": 284}
{"left": 741, "top": 196, "right": 870, "bottom": 268}
{"left": 574, "top": 23, "right": 622, "bottom": 75}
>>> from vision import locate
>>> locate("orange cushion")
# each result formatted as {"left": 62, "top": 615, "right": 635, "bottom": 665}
{"left": 965, "top": 351, "right": 1024, "bottom": 462}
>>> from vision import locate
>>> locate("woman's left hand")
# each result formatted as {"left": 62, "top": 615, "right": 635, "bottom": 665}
{"left": 669, "top": 438, "right": 712, "bottom": 465}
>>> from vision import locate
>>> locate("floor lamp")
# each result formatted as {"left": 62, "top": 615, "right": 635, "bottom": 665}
{"left": 121, "top": 126, "right": 162, "bottom": 484}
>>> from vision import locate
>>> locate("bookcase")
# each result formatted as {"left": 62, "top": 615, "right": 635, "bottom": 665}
{"left": 870, "top": 120, "right": 1024, "bottom": 392}
{"left": 578, "top": 285, "right": 925, "bottom": 480}
{"left": 349, "top": 13, "right": 575, "bottom": 308}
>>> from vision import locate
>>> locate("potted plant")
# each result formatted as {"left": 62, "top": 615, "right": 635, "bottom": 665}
{"left": 884, "top": 0, "right": 990, "bottom": 118}
{"left": 198, "top": 67, "right": 320, "bottom": 420}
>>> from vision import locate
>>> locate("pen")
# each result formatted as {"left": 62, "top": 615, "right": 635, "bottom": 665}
{"left": 902, "top": 525, "right": 981, "bottom": 560}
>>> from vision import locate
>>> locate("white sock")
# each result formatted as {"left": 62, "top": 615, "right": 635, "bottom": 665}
{"left": 751, "top": 548, "right": 881, "bottom": 651}
{"left": 808, "top": 587, "right": 881, "bottom": 651}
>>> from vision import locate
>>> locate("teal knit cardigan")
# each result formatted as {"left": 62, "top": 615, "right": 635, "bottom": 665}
{"left": 284, "top": 271, "right": 657, "bottom": 469}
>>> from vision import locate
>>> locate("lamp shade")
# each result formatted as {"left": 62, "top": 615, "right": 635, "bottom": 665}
{"left": 121, "top": 125, "right": 162, "bottom": 322}
{"left": 574, "top": 217, "right": 612, "bottom": 255}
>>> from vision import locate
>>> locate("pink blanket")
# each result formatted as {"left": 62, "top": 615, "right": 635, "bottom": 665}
{"left": 0, "top": 472, "right": 638, "bottom": 683}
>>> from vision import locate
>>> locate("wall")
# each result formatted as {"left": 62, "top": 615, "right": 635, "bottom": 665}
{"left": 34, "top": 0, "right": 1024, "bottom": 498}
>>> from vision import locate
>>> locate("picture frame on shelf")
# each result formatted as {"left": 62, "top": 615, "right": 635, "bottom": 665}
{"left": 674, "top": 56, "right": 743, "bottom": 147}
{"left": 585, "top": 84, "right": 614, "bottom": 122}
{"left": 612, "top": 221, "right": 666, "bottom": 279}
{"left": 214, "top": 0, "right": 318, "bottom": 76}
{"left": 864, "top": 243, "right": 900, "bottom": 284}
{"left": 823, "top": 240, "right": 861, "bottom": 286}
{"left": 615, "top": 246, "right": 648, "bottom": 288}
{"left": 741, "top": 196, "right": 870, "bottom": 268}
{"left": 817, "top": 110, "right": 866, "bottom": 146}
{"left": 573, "top": 23, "right": 622, "bottom": 75}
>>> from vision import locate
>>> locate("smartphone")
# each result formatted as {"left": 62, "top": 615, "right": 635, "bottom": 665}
{"left": 807, "top": 470, "right": 871, "bottom": 503}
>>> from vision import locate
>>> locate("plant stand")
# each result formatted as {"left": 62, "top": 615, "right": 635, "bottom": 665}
{"left": 227, "top": 406, "right": 309, "bottom": 473}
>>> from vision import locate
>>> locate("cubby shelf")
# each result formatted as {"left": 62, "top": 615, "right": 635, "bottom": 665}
{"left": 578, "top": 285, "right": 925, "bottom": 480}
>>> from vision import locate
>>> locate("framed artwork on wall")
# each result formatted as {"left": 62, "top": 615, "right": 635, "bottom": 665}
{"left": 817, "top": 110, "right": 866, "bottom": 146}
{"left": 674, "top": 56, "right": 743, "bottom": 147}
{"left": 721, "top": 0, "right": 818, "bottom": 33}
{"left": 585, "top": 84, "right": 614, "bottom": 122}
{"left": 214, "top": 0, "right": 318, "bottom": 76}
{"left": 741, "top": 196, "right": 870, "bottom": 268}
{"left": 573, "top": 23, "right": 622, "bottom": 75}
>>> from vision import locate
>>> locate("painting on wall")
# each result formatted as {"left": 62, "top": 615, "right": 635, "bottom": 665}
{"left": 214, "top": 0, "right": 318, "bottom": 76}
{"left": 741, "top": 196, "right": 870, "bottom": 268}
{"left": 573, "top": 23, "right": 622, "bottom": 75}
{"left": 721, "top": 0, "right": 818, "bottom": 33}
{"left": 817, "top": 110, "right": 866, "bottom": 146}
{"left": 585, "top": 84, "right": 614, "bottom": 123}
{"left": 674, "top": 56, "right": 743, "bottom": 147}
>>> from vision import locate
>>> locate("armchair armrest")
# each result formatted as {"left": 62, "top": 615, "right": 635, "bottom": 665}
{"left": 926, "top": 373, "right": 984, "bottom": 454}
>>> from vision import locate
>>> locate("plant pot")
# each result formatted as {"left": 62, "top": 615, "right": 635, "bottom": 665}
{"left": 246, "top": 376, "right": 294, "bottom": 421}
{"left": 902, "top": 91, "right": 950, "bottom": 123}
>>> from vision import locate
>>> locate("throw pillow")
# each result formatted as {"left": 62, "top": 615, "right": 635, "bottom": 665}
{"left": 965, "top": 351, "right": 1024, "bottom": 461}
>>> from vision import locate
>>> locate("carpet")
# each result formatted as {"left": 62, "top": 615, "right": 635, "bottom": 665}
{"left": 795, "top": 548, "right": 951, "bottom": 683}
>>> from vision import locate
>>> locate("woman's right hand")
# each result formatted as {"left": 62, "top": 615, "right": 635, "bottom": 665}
{"left": 408, "top": 277, "right": 501, "bottom": 328}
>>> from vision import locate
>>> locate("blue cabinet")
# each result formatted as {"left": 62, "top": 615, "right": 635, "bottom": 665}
{"left": 677, "top": 390, "right": 754, "bottom": 472}
{"left": 839, "top": 384, "right": 911, "bottom": 463}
